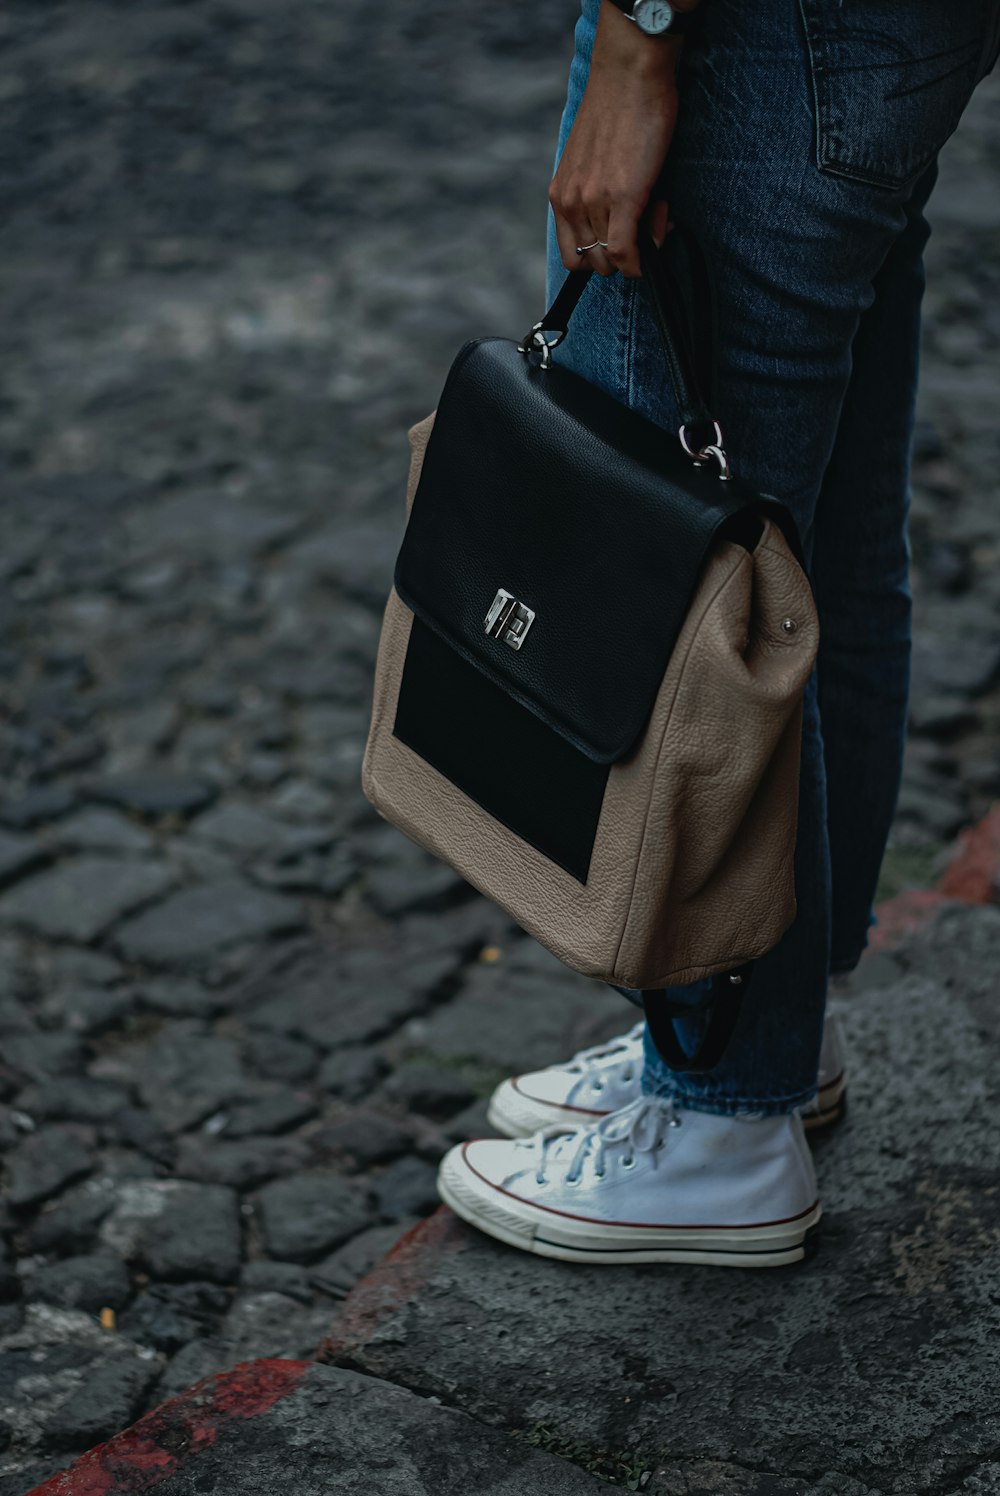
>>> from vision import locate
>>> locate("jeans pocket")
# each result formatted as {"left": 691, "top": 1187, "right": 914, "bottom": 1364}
{"left": 799, "top": 0, "right": 990, "bottom": 191}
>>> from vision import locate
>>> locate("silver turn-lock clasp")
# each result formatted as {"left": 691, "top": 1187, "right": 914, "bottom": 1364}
{"left": 484, "top": 588, "right": 535, "bottom": 651}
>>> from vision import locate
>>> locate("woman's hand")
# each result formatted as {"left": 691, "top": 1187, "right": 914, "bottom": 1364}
{"left": 548, "top": 0, "right": 682, "bottom": 278}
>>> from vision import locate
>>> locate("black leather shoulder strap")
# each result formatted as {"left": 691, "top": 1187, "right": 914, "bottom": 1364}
{"left": 641, "top": 962, "right": 755, "bottom": 1074}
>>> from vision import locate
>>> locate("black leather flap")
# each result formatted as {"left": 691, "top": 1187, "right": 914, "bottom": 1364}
{"left": 394, "top": 336, "right": 782, "bottom": 765}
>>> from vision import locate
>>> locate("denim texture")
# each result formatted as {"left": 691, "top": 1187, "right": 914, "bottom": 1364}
{"left": 545, "top": 0, "right": 999, "bottom": 1115}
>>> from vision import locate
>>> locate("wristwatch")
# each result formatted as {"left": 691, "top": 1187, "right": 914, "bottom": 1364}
{"left": 606, "top": 0, "right": 698, "bottom": 36}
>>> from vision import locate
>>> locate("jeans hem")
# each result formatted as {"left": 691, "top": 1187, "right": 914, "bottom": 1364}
{"left": 641, "top": 1075, "right": 819, "bottom": 1119}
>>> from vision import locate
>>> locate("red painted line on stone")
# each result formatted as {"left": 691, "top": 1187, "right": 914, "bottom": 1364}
{"left": 867, "top": 888, "right": 958, "bottom": 950}
{"left": 316, "top": 1206, "right": 467, "bottom": 1363}
{"left": 868, "top": 803, "right": 1000, "bottom": 948}
{"left": 26, "top": 1359, "right": 310, "bottom": 1496}
{"left": 936, "top": 804, "right": 1000, "bottom": 904}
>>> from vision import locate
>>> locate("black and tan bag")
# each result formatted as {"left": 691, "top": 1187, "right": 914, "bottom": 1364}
{"left": 362, "top": 223, "right": 818, "bottom": 1069}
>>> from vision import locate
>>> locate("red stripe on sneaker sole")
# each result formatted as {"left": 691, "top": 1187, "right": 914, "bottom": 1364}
{"left": 509, "top": 1077, "right": 607, "bottom": 1116}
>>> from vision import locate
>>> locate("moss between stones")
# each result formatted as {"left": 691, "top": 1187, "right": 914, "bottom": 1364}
{"left": 403, "top": 1047, "right": 509, "bottom": 1099}
{"left": 514, "top": 1422, "right": 655, "bottom": 1489}
{"left": 875, "top": 841, "right": 944, "bottom": 903}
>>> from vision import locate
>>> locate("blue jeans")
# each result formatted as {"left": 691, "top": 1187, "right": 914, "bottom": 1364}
{"left": 546, "top": 0, "right": 1000, "bottom": 1115}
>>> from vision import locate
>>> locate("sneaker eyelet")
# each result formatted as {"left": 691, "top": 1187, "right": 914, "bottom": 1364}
{"left": 565, "top": 1174, "right": 581, "bottom": 1187}
{"left": 621, "top": 1154, "right": 636, "bottom": 1170}
{"left": 592, "top": 1080, "right": 605, "bottom": 1093}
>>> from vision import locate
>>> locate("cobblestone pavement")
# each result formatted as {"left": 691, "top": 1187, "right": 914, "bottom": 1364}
{"left": 0, "top": 2, "right": 998, "bottom": 1489}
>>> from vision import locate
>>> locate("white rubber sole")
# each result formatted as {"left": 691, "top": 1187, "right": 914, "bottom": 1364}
{"left": 802, "top": 1072, "right": 847, "bottom": 1131}
{"left": 487, "top": 1072, "right": 847, "bottom": 1141}
{"left": 438, "top": 1146, "right": 822, "bottom": 1268}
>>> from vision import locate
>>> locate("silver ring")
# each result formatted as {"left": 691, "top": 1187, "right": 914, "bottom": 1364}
{"left": 575, "top": 239, "right": 609, "bottom": 255}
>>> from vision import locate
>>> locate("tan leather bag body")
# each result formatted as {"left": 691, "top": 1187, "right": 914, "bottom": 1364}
{"left": 363, "top": 409, "right": 818, "bottom": 993}
{"left": 361, "top": 225, "right": 819, "bottom": 1064}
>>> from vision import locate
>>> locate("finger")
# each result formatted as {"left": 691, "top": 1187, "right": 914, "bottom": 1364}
{"left": 559, "top": 206, "right": 616, "bottom": 277}
{"left": 605, "top": 199, "right": 644, "bottom": 279}
{"left": 549, "top": 175, "right": 597, "bottom": 273}
{"left": 583, "top": 205, "right": 616, "bottom": 278}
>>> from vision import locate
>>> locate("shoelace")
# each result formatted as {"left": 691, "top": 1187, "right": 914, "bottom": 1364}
{"left": 565, "top": 1020, "right": 645, "bottom": 1093}
{"left": 525, "top": 1095, "right": 681, "bottom": 1186}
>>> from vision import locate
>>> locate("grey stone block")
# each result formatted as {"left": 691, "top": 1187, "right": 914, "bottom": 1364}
{"left": 411, "top": 950, "right": 627, "bottom": 1075}
{"left": 43, "top": 1350, "right": 161, "bottom": 1453}
{"left": 25, "top": 1178, "right": 120, "bottom": 1255}
{"left": 0, "top": 855, "right": 175, "bottom": 942}
{"left": 99, "top": 1179, "right": 242, "bottom": 1284}
{"left": 6, "top": 1124, "right": 95, "bottom": 1209}
{"left": 383, "top": 1062, "right": 476, "bottom": 1119}
{"left": 89, "top": 771, "right": 218, "bottom": 818}
{"left": 220, "top": 1088, "right": 319, "bottom": 1139}
{"left": 240, "top": 1261, "right": 315, "bottom": 1304}
{"left": 117, "top": 1280, "right": 230, "bottom": 1353}
{"left": 371, "top": 1155, "right": 440, "bottom": 1220}
{"left": 0, "top": 830, "right": 47, "bottom": 890}
{"left": 0, "top": 785, "right": 77, "bottom": 830}
{"left": 17, "top": 1077, "right": 132, "bottom": 1125}
{"left": 245, "top": 943, "right": 456, "bottom": 1050}
{"left": 174, "top": 1134, "right": 310, "bottom": 1190}
{"left": 192, "top": 801, "right": 332, "bottom": 859}
{"left": 255, "top": 1173, "right": 374, "bottom": 1263}
{"left": 2, "top": 1029, "right": 84, "bottom": 1082}
{"left": 108, "top": 1023, "right": 252, "bottom": 1134}
{"left": 317, "top": 1047, "right": 388, "bottom": 1100}
{"left": 113, "top": 879, "right": 305, "bottom": 965}
{"left": 26, "top": 1252, "right": 131, "bottom": 1313}
{"left": 52, "top": 808, "right": 156, "bottom": 855}
{"left": 42, "top": 984, "right": 134, "bottom": 1036}
{"left": 309, "top": 1111, "right": 412, "bottom": 1170}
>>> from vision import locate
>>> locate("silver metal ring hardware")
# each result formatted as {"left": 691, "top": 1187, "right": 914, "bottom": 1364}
{"left": 575, "top": 239, "right": 609, "bottom": 256}
{"left": 679, "top": 419, "right": 723, "bottom": 458}
{"left": 781, "top": 617, "right": 798, "bottom": 635}
{"left": 679, "top": 420, "right": 732, "bottom": 481}
{"left": 698, "top": 444, "right": 732, "bottom": 481}
{"left": 517, "top": 322, "right": 566, "bottom": 369}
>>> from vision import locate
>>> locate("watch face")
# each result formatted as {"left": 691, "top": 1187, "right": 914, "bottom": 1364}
{"left": 633, "top": 0, "right": 675, "bottom": 33}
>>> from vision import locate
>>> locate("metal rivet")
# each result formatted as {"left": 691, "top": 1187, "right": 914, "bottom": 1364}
{"left": 729, "top": 973, "right": 743, "bottom": 986}
{"left": 781, "top": 617, "right": 797, "bottom": 634}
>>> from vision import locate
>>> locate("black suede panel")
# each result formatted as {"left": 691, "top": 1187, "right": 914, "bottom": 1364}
{"left": 393, "top": 617, "right": 609, "bottom": 883}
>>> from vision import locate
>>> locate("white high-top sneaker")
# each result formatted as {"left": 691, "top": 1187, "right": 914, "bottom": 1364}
{"left": 438, "top": 1096, "right": 821, "bottom": 1267}
{"left": 487, "top": 1012, "right": 847, "bottom": 1139}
